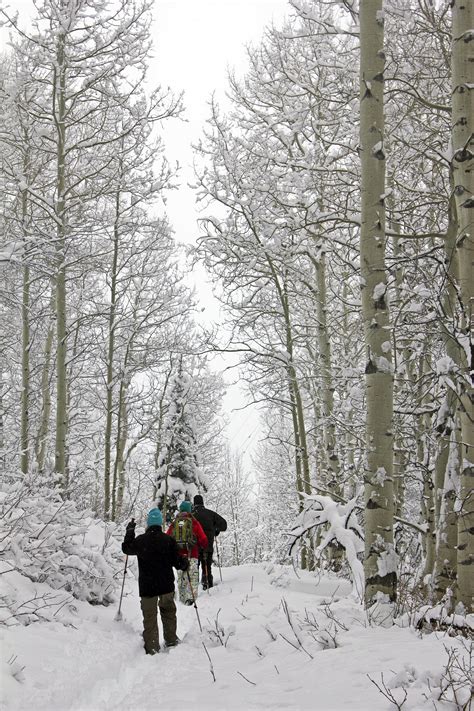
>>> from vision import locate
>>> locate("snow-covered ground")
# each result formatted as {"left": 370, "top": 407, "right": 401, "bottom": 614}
{"left": 2, "top": 563, "right": 472, "bottom": 710}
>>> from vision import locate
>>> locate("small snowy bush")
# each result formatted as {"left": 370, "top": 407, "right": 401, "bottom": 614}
{"left": 0, "top": 473, "right": 124, "bottom": 622}
{"left": 289, "top": 493, "right": 365, "bottom": 601}
{"left": 370, "top": 641, "right": 473, "bottom": 711}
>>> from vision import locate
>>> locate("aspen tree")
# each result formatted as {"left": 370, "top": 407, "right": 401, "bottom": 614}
{"left": 432, "top": 196, "right": 460, "bottom": 601}
{"left": 451, "top": 0, "right": 473, "bottom": 613}
{"left": 359, "top": 0, "right": 396, "bottom": 605}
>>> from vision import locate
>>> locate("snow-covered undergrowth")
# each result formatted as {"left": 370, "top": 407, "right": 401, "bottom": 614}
{"left": 0, "top": 475, "right": 123, "bottom": 626}
{"left": 2, "top": 559, "right": 473, "bottom": 710}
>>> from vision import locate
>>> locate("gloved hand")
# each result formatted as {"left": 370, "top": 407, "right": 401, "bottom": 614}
{"left": 126, "top": 518, "right": 136, "bottom": 532}
{"left": 179, "top": 556, "right": 190, "bottom": 572}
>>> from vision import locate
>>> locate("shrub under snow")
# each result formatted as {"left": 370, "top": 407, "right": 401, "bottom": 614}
{"left": 0, "top": 474, "right": 124, "bottom": 624}
{"left": 289, "top": 493, "right": 365, "bottom": 602}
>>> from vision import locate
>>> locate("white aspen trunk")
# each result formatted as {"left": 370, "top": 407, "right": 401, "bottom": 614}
{"left": 114, "top": 387, "right": 128, "bottom": 521}
{"left": 434, "top": 431, "right": 459, "bottom": 602}
{"left": 35, "top": 294, "right": 55, "bottom": 472}
{"left": 421, "top": 462, "right": 436, "bottom": 585}
{"left": 288, "top": 381, "right": 307, "bottom": 569}
{"left": 112, "top": 375, "right": 129, "bottom": 521}
{"left": 389, "top": 189, "right": 406, "bottom": 520}
{"left": 315, "top": 253, "right": 343, "bottom": 569}
{"left": 315, "top": 252, "right": 339, "bottom": 491}
{"left": 104, "top": 188, "right": 121, "bottom": 520}
{"left": 229, "top": 493, "right": 240, "bottom": 565}
{"left": 451, "top": 0, "right": 474, "bottom": 614}
{"left": 285, "top": 308, "right": 312, "bottom": 570}
{"left": 359, "top": 0, "right": 396, "bottom": 605}
{"left": 0, "top": 360, "right": 4, "bottom": 473}
{"left": 341, "top": 280, "right": 358, "bottom": 499}
{"left": 54, "top": 27, "right": 68, "bottom": 482}
{"left": 20, "top": 186, "right": 30, "bottom": 475}
{"left": 414, "top": 353, "right": 436, "bottom": 584}
{"left": 63, "top": 317, "right": 82, "bottom": 490}
{"left": 282, "top": 281, "right": 311, "bottom": 497}
{"left": 433, "top": 196, "right": 460, "bottom": 601}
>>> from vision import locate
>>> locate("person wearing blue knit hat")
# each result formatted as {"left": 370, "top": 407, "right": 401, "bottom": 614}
{"left": 122, "top": 508, "right": 189, "bottom": 655}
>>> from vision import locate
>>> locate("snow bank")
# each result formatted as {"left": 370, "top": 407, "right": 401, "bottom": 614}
{"left": 2, "top": 563, "right": 471, "bottom": 711}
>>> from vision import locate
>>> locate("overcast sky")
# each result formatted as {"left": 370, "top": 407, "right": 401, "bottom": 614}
{"left": 152, "top": 0, "right": 289, "bottom": 245}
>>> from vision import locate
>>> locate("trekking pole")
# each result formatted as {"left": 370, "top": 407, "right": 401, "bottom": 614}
{"left": 215, "top": 536, "right": 223, "bottom": 583}
{"left": 115, "top": 555, "right": 128, "bottom": 622}
{"left": 186, "top": 567, "right": 202, "bottom": 632}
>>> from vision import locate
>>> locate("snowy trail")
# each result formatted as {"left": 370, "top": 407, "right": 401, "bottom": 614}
{"left": 2, "top": 564, "right": 466, "bottom": 711}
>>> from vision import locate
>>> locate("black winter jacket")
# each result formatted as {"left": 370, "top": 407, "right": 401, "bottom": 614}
{"left": 122, "top": 525, "right": 186, "bottom": 597}
{"left": 192, "top": 505, "right": 227, "bottom": 553}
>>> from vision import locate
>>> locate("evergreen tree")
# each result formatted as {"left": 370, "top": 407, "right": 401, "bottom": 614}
{"left": 155, "top": 361, "right": 207, "bottom": 522}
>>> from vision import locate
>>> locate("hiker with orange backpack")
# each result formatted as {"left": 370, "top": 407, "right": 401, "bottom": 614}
{"left": 166, "top": 501, "right": 208, "bottom": 605}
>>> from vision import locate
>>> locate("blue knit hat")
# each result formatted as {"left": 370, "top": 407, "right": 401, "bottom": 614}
{"left": 147, "top": 508, "right": 163, "bottom": 527}
{"left": 179, "top": 501, "right": 192, "bottom": 513}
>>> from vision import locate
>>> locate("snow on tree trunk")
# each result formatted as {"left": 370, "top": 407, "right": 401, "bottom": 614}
{"left": 433, "top": 430, "right": 459, "bottom": 602}
{"left": 451, "top": 0, "right": 474, "bottom": 614}
{"left": 359, "top": 0, "right": 396, "bottom": 607}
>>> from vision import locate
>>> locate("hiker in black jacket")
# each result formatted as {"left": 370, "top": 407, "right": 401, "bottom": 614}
{"left": 122, "top": 508, "right": 188, "bottom": 655}
{"left": 192, "top": 495, "right": 227, "bottom": 589}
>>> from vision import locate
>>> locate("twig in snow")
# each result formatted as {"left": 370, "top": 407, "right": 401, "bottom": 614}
{"left": 281, "top": 597, "right": 313, "bottom": 659}
{"left": 368, "top": 673, "right": 407, "bottom": 710}
{"left": 202, "top": 642, "right": 216, "bottom": 683}
{"left": 237, "top": 671, "right": 256, "bottom": 686}
{"left": 264, "top": 624, "right": 277, "bottom": 641}
{"left": 235, "top": 607, "right": 249, "bottom": 620}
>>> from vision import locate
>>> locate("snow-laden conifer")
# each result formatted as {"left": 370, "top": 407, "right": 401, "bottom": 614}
{"left": 155, "top": 361, "right": 208, "bottom": 521}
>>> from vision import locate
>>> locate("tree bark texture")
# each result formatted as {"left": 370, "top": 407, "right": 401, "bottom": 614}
{"left": 433, "top": 196, "right": 459, "bottom": 601}
{"left": 451, "top": 0, "right": 473, "bottom": 613}
{"left": 359, "top": 0, "right": 396, "bottom": 605}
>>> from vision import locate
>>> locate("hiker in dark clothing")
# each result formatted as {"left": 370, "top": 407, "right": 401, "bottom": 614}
{"left": 122, "top": 508, "right": 188, "bottom": 655}
{"left": 192, "top": 494, "right": 227, "bottom": 589}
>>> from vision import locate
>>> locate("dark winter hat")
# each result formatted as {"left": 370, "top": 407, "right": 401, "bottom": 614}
{"left": 179, "top": 501, "right": 192, "bottom": 513}
{"left": 193, "top": 494, "right": 204, "bottom": 506}
{"left": 147, "top": 508, "right": 163, "bottom": 527}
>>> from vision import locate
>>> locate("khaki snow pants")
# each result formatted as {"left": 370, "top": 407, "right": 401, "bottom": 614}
{"left": 140, "top": 592, "right": 177, "bottom": 654}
